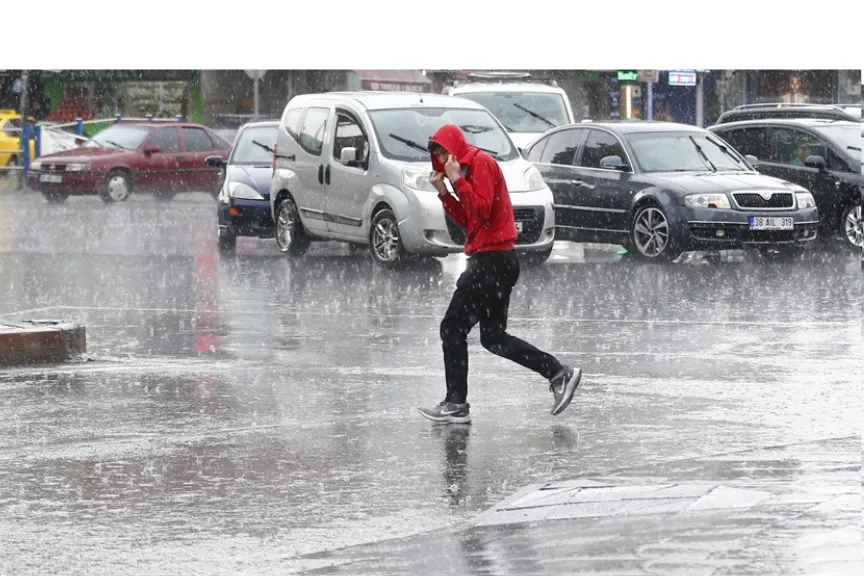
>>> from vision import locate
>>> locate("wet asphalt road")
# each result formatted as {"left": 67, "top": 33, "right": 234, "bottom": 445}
{"left": 0, "top": 190, "right": 861, "bottom": 575}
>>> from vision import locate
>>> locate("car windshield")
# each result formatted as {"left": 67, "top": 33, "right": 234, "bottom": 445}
{"left": 454, "top": 92, "right": 569, "bottom": 133}
{"left": 229, "top": 125, "right": 278, "bottom": 165}
{"left": 812, "top": 124, "right": 861, "bottom": 163}
{"left": 367, "top": 107, "right": 518, "bottom": 163}
{"left": 85, "top": 124, "right": 154, "bottom": 150}
{"left": 628, "top": 132, "right": 752, "bottom": 173}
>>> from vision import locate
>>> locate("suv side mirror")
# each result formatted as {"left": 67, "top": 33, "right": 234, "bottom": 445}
{"left": 599, "top": 155, "right": 627, "bottom": 171}
{"left": 804, "top": 155, "right": 827, "bottom": 171}
{"left": 143, "top": 145, "right": 161, "bottom": 156}
{"left": 744, "top": 154, "right": 759, "bottom": 165}
{"left": 205, "top": 155, "right": 225, "bottom": 167}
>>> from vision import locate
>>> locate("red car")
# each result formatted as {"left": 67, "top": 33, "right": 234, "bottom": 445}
{"left": 27, "top": 121, "right": 231, "bottom": 203}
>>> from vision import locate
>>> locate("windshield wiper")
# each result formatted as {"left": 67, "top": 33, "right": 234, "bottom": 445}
{"left": 459, "top": 124, "right": 492, "bottom": 134}
{"left": 512, "top": 103, "right": 556, "bottom": 128}
{"left": 688, "top": 136, "right": 716, "bottom": 172}
{"left": 706, "top": 136, "right": 747, "bottom": 169}
{"left": 252, "top": 140, "right": 275, "bottom": 154}
{"left": 389, "top": 132, "right": 501, "bottom": 160}
{"left": 105, "top": 140, "right": 126, "bottom": 150}
{"left": 389, "top": 133, "right": 429, "bottom": 153}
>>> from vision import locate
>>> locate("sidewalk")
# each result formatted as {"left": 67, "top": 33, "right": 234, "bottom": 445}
{"left": 281, "top": 435, "right": 860, "bottom": 575}
{"left": 0, "top": 320, "right": 86, "bottom": 366}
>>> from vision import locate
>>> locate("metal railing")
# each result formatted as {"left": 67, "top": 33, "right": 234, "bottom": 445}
{"left": 1, "top": 114, "right": 188, "bottom": 178}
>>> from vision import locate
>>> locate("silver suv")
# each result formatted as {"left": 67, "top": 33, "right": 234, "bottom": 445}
{"left": 269, "top": 92, "right": 555, "bottom": 268}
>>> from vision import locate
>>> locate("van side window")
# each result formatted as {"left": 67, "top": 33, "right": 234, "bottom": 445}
{"left": 297, "top": 108, "right": 329, "bottom": 156}
{"left": 283, "top": 108, "right": 303, "bottom": 140}
{"left": 332, "top": 111, "right": 369, "bottom": 167}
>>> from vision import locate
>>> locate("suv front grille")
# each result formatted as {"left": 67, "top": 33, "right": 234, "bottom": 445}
{"left": 733, "top": 192, "right": 794, "bottom": 209}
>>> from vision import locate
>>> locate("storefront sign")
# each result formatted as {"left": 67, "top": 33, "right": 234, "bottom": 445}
{"left": 668, "top": 71, "right": 697, "bottom": 86}
{"left": 638, "top": 70, "right": 659, "bottom": 83}
{"left": 617, "top": 70, "right": 639, "bottom": 83}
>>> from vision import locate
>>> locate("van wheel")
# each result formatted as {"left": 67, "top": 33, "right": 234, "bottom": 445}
{"left": 370, "top": 208, "right": 407, "bottom": 269}
{"left": 275, "top": 197, "right": 309, "bottom": 256}
{"left": 630, "top": 204, "right": 681, "bottom": 262}
{"left": 100, "top": 170, "right": 132, "bottom": 202}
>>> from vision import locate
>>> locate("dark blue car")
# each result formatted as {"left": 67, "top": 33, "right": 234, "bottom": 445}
{"left": 206, "top": 121, "right": 278, "bottom": 252}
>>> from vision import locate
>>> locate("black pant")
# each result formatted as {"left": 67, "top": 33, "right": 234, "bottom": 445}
{"left": 440, "top": 250, "right": 562, "bottom": 404}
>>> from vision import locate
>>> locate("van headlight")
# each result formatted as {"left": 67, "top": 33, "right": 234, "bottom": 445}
{"left": 401, "top": 168, "right": 438, "bottom": 193}
{"left": 524, "top": 166, "right": 546, "bottom": 192}
{"left": 795, "top": 192, "right": 816, "bottom": 209}
{"left": 228, "top": 182, "right": 264, "bottom": 200}
{"left": 684, "top": 193, "right": 730, "bottom": 209}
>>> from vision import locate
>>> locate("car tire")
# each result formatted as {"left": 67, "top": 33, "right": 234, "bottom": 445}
{"left": 369, "top": 208, "right": 407, "bottom": 269}
{"left": 155, "top": 191, "right": 176, "bottom": 202}
{"left": 841, "top": 203, "right": 863, "bottom": 252}
{"left": 42, "top": 190, "right": 69, "bottom": 203}
{"left": 522, "top": 246, "right": 553, "bottom": 266}
{"left": 217, "top": 232, "right": 237, "bottom": 253}
{"left": 629, "top": 203, "right": 681, "bottom": 262}
{"left": 100, "top": 170, "right": 132, "bottom": 203}
{"left": 274, "top": 196, "right": 309, "bottom": 257}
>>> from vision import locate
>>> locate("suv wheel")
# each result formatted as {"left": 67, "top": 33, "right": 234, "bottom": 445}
{"left": 842, "top": 203, "right": 863, "bottom": 252}
{"left": 275, "top": 197, "right": 309, "bottom": 257}
{"left": 370, "top": 208, "right": 406, "bottom": 268}
{"left": 630, "top": 204, "right": 681, "bottom": 262}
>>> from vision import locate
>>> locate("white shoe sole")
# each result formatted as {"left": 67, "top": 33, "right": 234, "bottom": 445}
{"left": 416, "top": 407, "right": 472, "bottom": 424}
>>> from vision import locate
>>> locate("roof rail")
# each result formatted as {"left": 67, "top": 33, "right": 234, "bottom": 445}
{"left": 733, "top": 102, "right": 844, "bottom": 111}
{"left": 459, "top": 71, "right": 559, "bottom": 88}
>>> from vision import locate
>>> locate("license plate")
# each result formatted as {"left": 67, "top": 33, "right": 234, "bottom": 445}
{"left": 39, "top": 174, "right": 62, "bottom": 183}
{"left": 516, "top": 222, "right": 524, "bottom": 233}
{"left": 749, "top": 216, "right": 793, "bottom": 230}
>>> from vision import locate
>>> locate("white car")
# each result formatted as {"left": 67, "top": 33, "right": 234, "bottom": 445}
{"left": 269, "top": 92, "right": 556, "bottom": 268}
{"left": 447, "top": 72, "right": 575, "bottom": 150}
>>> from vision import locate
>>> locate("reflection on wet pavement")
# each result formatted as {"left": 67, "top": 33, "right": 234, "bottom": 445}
{"left": 0, "top": 192, "right": 860, "bottom": 574}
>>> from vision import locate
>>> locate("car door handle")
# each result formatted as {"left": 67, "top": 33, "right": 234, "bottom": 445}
{"left": 570, "top": 179, "right": 584, "bottom": 186}
{"left": 176, "top": 156, "right": 182, "bottom": 162}
{"left": 325, "top": 164, "right": 331, "bottom": 185}
{"left": 571, "top": 179, "right": 596, "bottom": 190}
{"left": 318, "top": 165, "right": 324, "bottom": 184}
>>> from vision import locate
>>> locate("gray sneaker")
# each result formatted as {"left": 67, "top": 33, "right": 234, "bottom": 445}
{"left": 549, "top": 366, "right": 582, "bottom": 415}
{"left": 417, "top": 401, "right": 471, "bottom": 424}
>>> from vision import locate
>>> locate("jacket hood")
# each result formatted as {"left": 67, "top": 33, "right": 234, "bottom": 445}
{"left": 429, "top": 124, "right": 478, "bottom": 172}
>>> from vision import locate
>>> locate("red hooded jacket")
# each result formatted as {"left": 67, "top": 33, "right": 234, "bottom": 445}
{"left": 430, "top": 125, "right": 517, "bottom": 256}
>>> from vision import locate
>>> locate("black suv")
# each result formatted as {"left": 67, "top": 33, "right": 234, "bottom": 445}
{"left": 716, "top": 103, "right": 860, "bottom": 125}
{"left": 709, "top": 119, "right": 862, "bottom": 252}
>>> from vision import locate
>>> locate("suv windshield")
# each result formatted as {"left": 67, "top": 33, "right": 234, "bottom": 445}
{"left": 812, "top": 124, "right": 862, "bottom": 163}
{"left": 85, "top": 124, "right": 154, "bottom": 150}
{"left": 229, "top": 125, "right": 278, "bottom": 165}
{"left": 368, "top": 107, "right": 518, "bottom": 163}
{"left": 628, "top": 132, "right": 752, "bottom": 173}
{"left": 454, "top": 92, "right": 569, "bottom": 133}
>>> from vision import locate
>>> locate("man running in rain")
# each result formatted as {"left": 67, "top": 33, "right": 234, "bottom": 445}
{"left": 417, "top": 124, "right": 582, "bottom": 424}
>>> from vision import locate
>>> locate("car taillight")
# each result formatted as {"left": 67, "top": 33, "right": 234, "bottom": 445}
{"left": 272, "top": 144, "right": 278, "bottom": 174}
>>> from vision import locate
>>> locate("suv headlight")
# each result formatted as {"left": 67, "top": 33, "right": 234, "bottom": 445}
{"left": 401, "top": 168, "right": 437, "bottom": 193}
{"left": 524, "top": 166, "right": 546, "bottom": 192}
{"left": 795, "top": 192, "right": 816, "bottom": 209}
{"left": 684, "top": 193, "right": 730, "bottom": 209}
{"left": 66, "top": 163, "right": 90, "bottom": 172}
{"left": 228, "top": 182, "right": 264, "bottom": 200}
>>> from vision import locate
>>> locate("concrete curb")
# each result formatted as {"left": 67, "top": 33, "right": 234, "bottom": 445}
{"left": 0, "top": 320, "right": 86, "bottom": 366}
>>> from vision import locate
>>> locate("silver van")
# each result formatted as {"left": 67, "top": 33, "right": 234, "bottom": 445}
{"left": 269, "top": 92, "right": 555, "bottom": 268}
